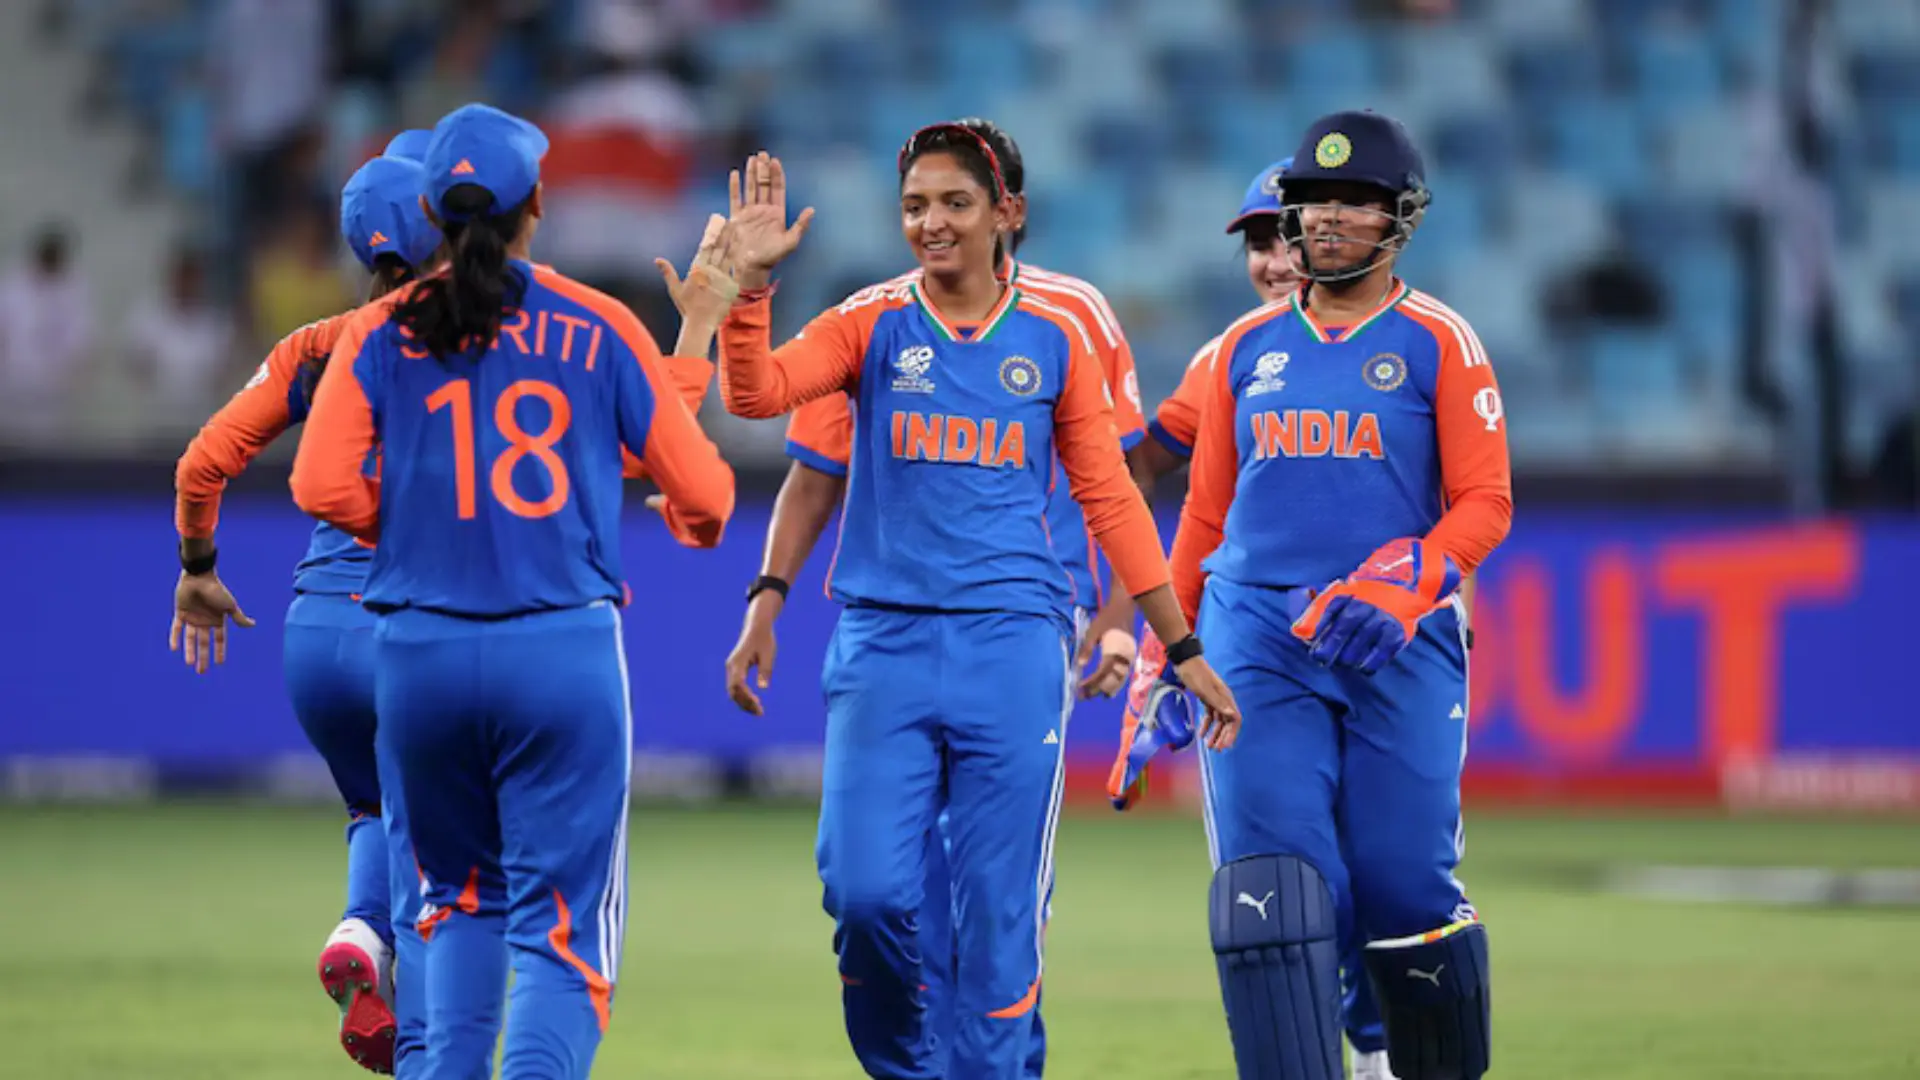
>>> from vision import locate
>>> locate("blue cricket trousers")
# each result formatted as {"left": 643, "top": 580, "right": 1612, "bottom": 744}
{"left": 818, "top": 606, "right": 1071, "bottom": 1080}
{"left": 1195, "top": 577, "right": 1475, "bottom": 1055}
{"left": 285, "top": 592, "right": 427, "bottom": 1072}
{"left": 374, "top": 601, "right": 631, "bottom": 1080}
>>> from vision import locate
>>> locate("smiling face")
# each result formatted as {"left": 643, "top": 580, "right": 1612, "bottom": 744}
{"left": 900, "top": 149, "right": 1009, "bottom": 279}
{"left": 1241, "top": 216, "right": 1303, "bottom": 303}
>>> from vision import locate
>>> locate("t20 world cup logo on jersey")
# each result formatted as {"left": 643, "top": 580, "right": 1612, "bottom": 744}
{"left": 1246, "top": 352, "right": 1290, "bottom": 397}
{"left": 892, "top": 345, "right": 936, "bottom": 394}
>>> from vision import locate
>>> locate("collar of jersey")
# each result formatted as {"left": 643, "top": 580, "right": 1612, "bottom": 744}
{"left": 1290, "top": 278, "right": 1409, "bottom": 345}
{"left": 908, "top": 280, "right": 1022, "bottom": 344}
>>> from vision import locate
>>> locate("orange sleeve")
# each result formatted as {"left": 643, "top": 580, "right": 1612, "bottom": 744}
{"left": 622, "top": 353, "right": 712, "bottom": 480}
{"left": 174, "top": 319, "right": 333, "bottom": 538}
{"left": 1169, "top": 326, "right": 1247, "bottom": 623}
{"left": 634, "top": 339, "right": 736, "bottom": 548}
{"left": 290, "top": 308, "right": 384, "bottom": 541}
{"left": 1101, "top": 325, "right": 1147, "bottom": 446}
{"left": 717, "top": 293, "right": 866, "bottom": 419}
{"left": 785, "top": 393, "right": 852, "bottom": 476}
{"left": 1152, "top": 335, "right": 1221, "bottom": 456}
{"left": 1418, "top": 311, "right": 1513, "bottom": 575}
{"left": 1049, "top": 310, "right": 1170, "bottom": 598}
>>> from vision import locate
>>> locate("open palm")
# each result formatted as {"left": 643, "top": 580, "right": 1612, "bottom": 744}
{"left": 728, "top": 151, "right": 815, "bottom": 275}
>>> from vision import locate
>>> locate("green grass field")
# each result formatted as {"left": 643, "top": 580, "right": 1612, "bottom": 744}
{"left": 3, "top": 803, "right": 1918, "bottom": 1078}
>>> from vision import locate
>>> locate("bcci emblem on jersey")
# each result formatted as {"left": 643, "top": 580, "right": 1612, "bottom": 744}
{"left": 1000, "top": 355, "right": 1042, "bottom": 396}
{"left": 893, "top": 344, "right": 936, "bottom": 394}
{"left": 1363, "top": 353, "right": 1408, "bottom": 392}
{"left": 1246, "top": 352, "right": 1290, "bottom": 397}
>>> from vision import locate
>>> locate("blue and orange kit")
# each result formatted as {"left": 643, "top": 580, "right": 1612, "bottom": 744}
{"left": 783, "top": 261, "right": 1146, "bottom": 613}
{"left": 1172, "top": 283, "right": 1512, "bottom": 619}
{"left": 292, "top": 262, "right": 735, "bottom": 617}
{"left": 723, "top": 277, "right": 1167, "bottom": 621}
{"left": 177, "top": 314, "right": 373, "bottom": 596}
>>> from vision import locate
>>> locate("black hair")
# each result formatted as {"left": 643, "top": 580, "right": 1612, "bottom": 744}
{"left": 291, "top": 253, "right": 421, "bottom": 413}
{"left": 391, "top": 184, "right": 530, "bottom": 361}
{"left": 367, "top": 253, "right": 417, "bottom": 300}
{"left": 899, "top": 126, "right": 1010, "bottom": 268}
{"left": 1239, "top": 215, "right": 1282, "bottom": 253}
{"left": 956, "top": 118, "right": 1027, "bottom": 252}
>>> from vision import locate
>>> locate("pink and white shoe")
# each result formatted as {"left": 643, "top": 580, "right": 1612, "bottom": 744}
{"left": 317, "top": 918, "right": 396, "bottom": 1074}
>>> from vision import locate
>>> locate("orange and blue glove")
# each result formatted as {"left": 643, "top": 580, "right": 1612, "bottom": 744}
{"left": 1107, "top": 628, "right": 1198, "bottom": 810}
{"left": 1290, "top": 538, "right": 1461, "bottom": 676}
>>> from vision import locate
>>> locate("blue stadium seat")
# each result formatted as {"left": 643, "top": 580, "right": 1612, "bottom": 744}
{"left": 933, "top": 23, "right": 1037, "bottom": 96}
{"left": 1431, "top": 111, "right": 1524, "bottom": 179}
{"left": 1854, "top": 52, "right": 1920, "bottom": 106}
{"left": 1390, "top": 26, "right": 1504, "bottom": 111}
{"left": 1542, "top": 98, "right": 1648, "bottom": 197}
{"left": 1663, "top": 244, "right": 1743, "bottom": 381}
{"left": 1413, "top": 173, "right": 1491, "bottom": 258}
{"left": 1507, "top": 39, "right": 1609, "bottom": 102}
{"left": 696, "top": 17, "right": 797, "bottom": 78}
{"left": 1584, "top": 328, "right": 1689, "bottom": 424}
{"left": 1081, "top": 113, "right": 1177, "bottom": 179}
{"left": 1896, "top": 272, "right": 1920, "bottom": 337}
{"left": 1279, "top": 27, "right": 1382, "bottom": 102}
{"left": 1156, "top": 42, "right": 1247, "bottom": 116}
{"left": 1832, "top": 0, "right": 1920, "bottom": 51}
{"left": 1616, "top": 196, "right": 1731, "bottom": 260}
{"left": 1873, "top": 110, "right": 1920, "bottom": 177}
{"left": 1593, "top": 0, "right": 1700, "bottom": 40}
{"left": 1629, "top": 26, "right": 1725, "bottom": 125}
{"left": 1197, "top": 96, "right": 1301, "bottom": 174}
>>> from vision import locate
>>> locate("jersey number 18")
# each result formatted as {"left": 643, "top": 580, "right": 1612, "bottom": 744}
{"left": 425, "top": 378, "right": 572, "bottom": 520}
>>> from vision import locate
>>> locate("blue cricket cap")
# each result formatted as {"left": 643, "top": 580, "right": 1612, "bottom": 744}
{"left": 423, "top": 103, "right": 548, "bottom": 221}
{"left": 382, "top": 128, "right": 433, "bottom": 163}
{"left": 1226, "top": 156, "right": 1293, "bottom": 234}
{"left": 341, "top": 155, "right": 441, "bottom": 272}
{"left": 1281, "top": 110, "right": 1426, "bottom": 197}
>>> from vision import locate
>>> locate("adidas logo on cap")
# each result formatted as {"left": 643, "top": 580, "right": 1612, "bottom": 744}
{"left": 451, "top": 159, "right": 476, "bottom": 176}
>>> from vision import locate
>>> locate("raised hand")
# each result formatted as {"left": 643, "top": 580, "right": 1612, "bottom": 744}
{"left": 655, "top": 213, "right": 740, "bottom": 320}
{"left": 727, "top": 152, "right": 815, "bottom": 287}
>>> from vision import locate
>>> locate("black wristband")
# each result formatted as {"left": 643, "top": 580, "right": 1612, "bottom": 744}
{"left": 745, "top": 574, "right": 790, "bottom": 603}
{"left": 181, "top": 548, "right": 217, "bottom": 576}
{"left": 1165, "top": 633, "right": 1204, "bottom": 665}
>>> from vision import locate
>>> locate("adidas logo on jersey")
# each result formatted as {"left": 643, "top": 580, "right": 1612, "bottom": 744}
{"left": 1450, "top": 703, "right": 1465, "bottom": 720}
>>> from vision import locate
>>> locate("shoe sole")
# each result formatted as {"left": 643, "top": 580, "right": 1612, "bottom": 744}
{"left": 318, "top": 941, "right": 396, "bottom": 1075}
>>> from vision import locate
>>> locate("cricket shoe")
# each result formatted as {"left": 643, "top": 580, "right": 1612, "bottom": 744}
{"left": 317, "top": 918, "right": 396, "bottom": 1074}
{"left": 1351, "top": 1048, "right": 1400, "bottom": 1080}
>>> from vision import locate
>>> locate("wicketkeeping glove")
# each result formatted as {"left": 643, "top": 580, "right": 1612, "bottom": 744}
{"left": 1107, "top": 628, "right": 1199, "bottom": 811}
{"left": 1290, "top": 538, "right": 1461, "bottom": 676}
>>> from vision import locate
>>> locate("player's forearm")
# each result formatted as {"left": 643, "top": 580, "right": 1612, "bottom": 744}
{"left": 1168, "top": 511, "right": 1222, "bottom": 626}
{"left": 1133, "top": 586, "right": 1193, "bottom": 653}
{"left": 718, "top": 294, "right": 840, "bottom": 419}
{"left": 1130, "top": 437, "right": 1187, "bottom": 499}
{"left": 762, "top": 462, "right": 844, "bottom": 585}
{"left": 1423, "top": 487, "right": 1512, "bottom": 577}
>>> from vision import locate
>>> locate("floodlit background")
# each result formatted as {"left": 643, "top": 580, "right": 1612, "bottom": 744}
{"left": 2, "top": 1, "right": 1917, "bottom": 1078}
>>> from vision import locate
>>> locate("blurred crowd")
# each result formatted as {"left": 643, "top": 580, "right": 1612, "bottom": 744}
{"left": 0, "top": 0, "right": 1913, "bottom": 508}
